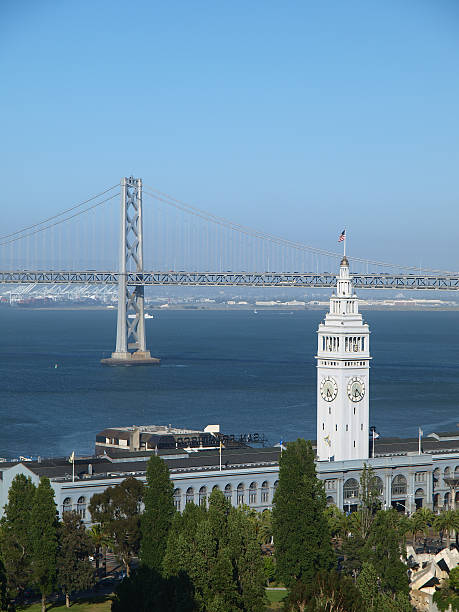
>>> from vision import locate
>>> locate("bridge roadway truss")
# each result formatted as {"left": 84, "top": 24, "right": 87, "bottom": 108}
{"left": 0, "top": 270, "right": 458, "bottom": 290}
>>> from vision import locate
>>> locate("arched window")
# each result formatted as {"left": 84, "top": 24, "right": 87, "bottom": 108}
{"left": 199, "top": 486, "right": 207, "bottom": 506}
{"left": 433, "top": 493, "right": 439, "bottom": 510}
{"left": 173, "top": 488, "right": 181, "bottom": 511}
{"left": 237, "top": 483, "right": 245, "bottom": 505}
{"left": 392, "top": 474, "right": 407, "bottom": 496}
{"left": 186, "top": 487, "right": 194, "bottom": 505}
{"left": 326, "top": 496, "right": 335, "bottom": 506}
{"left": 62, "top": 497, "right": 72, "bottom": 514}
{"left": 444, "top": 467, "right": 451, "bottom": 479}
{"left": 212, "top": 485, "right": 220, "bottom": 492}
{"left": 433, "top": 468, "right": 440, "bottom": 489}
{"left": 343, "top": 478, "right": 359, "bottom": 500}
{"left": 455, "top": 466, "right": 459, "bottom": 479}
{"left": 261, "top": 481, "right": 269, "bottom": 503}
{"left": 224, "top": 484, "right": 232, "bottom": 501}
{"left": 273, "top": 480, "right": 279, "bottom": 494}
{"left": 372, "top": 476, "right": 384, "bottom": 496}
{"left": 444, "top": 492, "right": 451, "bottom": 509}
{"left": 415, "top": 488, "right": 425, "bottom": 499}
{"left": 77, "top": 496, "right": 86, "bottom": 519}
{"left": 249, "top": 482, "right": 257, "bottom": 505}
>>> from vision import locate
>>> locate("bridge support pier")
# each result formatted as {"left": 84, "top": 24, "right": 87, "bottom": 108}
{"left": 101, "top": 177, "right": 159, "bottom": 366}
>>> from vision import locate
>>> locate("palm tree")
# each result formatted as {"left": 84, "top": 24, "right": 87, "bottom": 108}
{"left": 88, "top": 524, "right": 111, "bottom": 575}
{"left": 434, "top": 510, "right": 459, "bottom": 548}
{"left": 409, "top": 511, "right": 427, "bottom": 547}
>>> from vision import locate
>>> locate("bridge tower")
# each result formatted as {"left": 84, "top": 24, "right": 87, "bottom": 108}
{"left": 101, "top": 177, "right": 160, "bottom": 366}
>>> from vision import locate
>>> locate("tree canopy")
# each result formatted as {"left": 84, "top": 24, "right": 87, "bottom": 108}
{"left": 57, "top": 511, "right": 94, "bottom": 607}
{"left": 140, "top": 454, "right": 175, "bottom": 571}
{"left": 272, "top": 438, "right": 334, "bottom": 587}
{"left": 88, "top": 476, "right": 144, "bottom": 577}
{"left": 29, "top": 477, "right": 59, "bottom": 612}
{"left": 163, "top": 489, "right": 266, "bottom": 612}
{"left": 0, "top": 473, "right": 36, "bottom": 602}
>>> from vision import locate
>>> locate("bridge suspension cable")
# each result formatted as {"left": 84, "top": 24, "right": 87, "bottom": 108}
{"left": 0, "top": 189, "right": 119, "bottom": 247}
{"left": 144, "top": 187, "right": 453, "bottom": 275}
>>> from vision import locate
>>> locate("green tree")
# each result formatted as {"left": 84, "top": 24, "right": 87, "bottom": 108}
{"left": 227, "top": 504, "right": 266, "bottom": 612}
{"left": 88, "top": 523, "right": 111, "bottom": 575}
{"left": 112, "top": 566, "right": 196, "bottom": 612}
{"left": 434, "top": 509, "right": 459, "bottom": 548}
{"left": 284, "top": 570, "right": 363, "bottom": 611}
{"left": 364, "top": 509, "right": 409, "bottom": 597}
{"left": 324, "top": 505, "right": 345, "bottom": 541}
{"left": 0, "top": 473, "right": 36, "bottom": 602}
{"left": 356, "top": 562, "right": 379, "bottom": 611}
{"left": 57, "top": 511, "right": 94, "bottom": 607}
{"left": 340, "top": 533, "right": 365, "bottom": 579}
{"left": 29, "top": 477, "right": 59, "bottom": 612}
{"left": 164, "top": 490, "right": 266, "bottom": 612}
{"left": 409, "top": 507, "right": 434, "bottom": 548}
{"left": 89, "top": 476, "right": 144, "bottom": 577}
{"left": 140, "top": 455, "right": 175, "bottom": 572}
{"left": 0, "top": 558, "right": 8, "bottom": 612}
{"left": 433, "top": 566, "right": 459, "bottom": 612}
{"left": 358, "top": 464, "right": 382, "bottom": 540}
{"left": 272, "top": 439, "right": 334, "bottom": 588}
{"left": 263, "top": 556, "right": 276, "bottom": 586}
{"left": 163, "top": 502, "right": 207, "bottom": 580}
{"left": 258, "top": 509, "right": 273, "bottom": 546}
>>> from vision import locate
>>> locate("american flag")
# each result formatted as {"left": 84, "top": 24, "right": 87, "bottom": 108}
{"left": 338, "top": 230, "right": 345, "bottom": 242}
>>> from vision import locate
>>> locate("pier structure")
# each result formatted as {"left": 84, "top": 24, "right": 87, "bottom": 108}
{"left": 101, "top": 177, "right": 159, "bottom": 366}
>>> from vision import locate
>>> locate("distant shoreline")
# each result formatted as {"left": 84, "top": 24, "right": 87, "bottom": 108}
{"left": 3, "top": 304, "right": 459, "bottom": 313}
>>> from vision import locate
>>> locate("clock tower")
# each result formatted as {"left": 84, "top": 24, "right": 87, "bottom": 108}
{"left": 316, "top": 256, "right": 370, "bottom": 462}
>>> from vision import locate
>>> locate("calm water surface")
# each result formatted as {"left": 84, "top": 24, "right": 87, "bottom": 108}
{"left": 0, "top": 308, "right": 458, "bottom": 458}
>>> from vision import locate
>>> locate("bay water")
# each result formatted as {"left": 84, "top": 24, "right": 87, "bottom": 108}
{"left": 0, "top": 308, "right": 458, "bottom": 459}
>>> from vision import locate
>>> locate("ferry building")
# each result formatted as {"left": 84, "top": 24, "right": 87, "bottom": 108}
{"left": 0, "top": 257, "right": 458, "bottom": 520}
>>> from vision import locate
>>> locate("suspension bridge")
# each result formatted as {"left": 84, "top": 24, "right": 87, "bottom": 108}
{"left": 1, "top": 177, "right": 457, "bottom": 364}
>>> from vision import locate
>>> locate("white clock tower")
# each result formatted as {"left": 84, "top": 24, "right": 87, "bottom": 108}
{"left": 316, "top": 256, "right": 370, "bottom": 462}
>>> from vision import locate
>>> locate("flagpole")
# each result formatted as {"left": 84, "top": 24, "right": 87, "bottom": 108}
{"left": 418, "top": 428, "right": 422, "bottom": 455}
{"left": 219, "top": 441, "right": 222, "bottom": 471}
{"left": 72, "top": 457, "right": 75, "bottom": 483}
{"left": 372, "top": 430, "right": 375, "bottom": 459}
{"left": 344, "top": 229, "right": 346, "bottom": 258}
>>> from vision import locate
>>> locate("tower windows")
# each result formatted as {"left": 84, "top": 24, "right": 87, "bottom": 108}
{"left": 346, "top": 424, "right": 348, "bottom": 431}
{"left": 322, "top": 423, "right": 324, "bottom": 430}
{"left": 353, "top": 441, "right": 356, "bottom": 448}
{"left": 329, "top": 407, "right": 331, "bottom": 415}
{"left": 353, "top": 407, "right": 356, "bottom": 415}
{"left": 343, "top": 336, "right": 367, "bottom": 353}
{"left": 361, "top": 424, "right": 363, "bottom": 430}
{"left": 335, "top": 424, "right": 338, "bottom": 431}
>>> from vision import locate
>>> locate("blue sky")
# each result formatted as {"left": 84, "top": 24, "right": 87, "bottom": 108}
{"left": 1, "top": 0, "right": 458, "bottom": 270}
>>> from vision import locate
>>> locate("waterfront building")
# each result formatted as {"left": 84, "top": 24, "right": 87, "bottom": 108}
{"left": 0, "top": 258, "right": 458, "bottom": 521}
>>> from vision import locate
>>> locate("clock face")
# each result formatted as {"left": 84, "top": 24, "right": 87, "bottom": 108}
{"left": 347, "top": 376, "right": 365, "bottom": 402}
{"left": 320, "top": 376, "right": 338, "bottom": 402}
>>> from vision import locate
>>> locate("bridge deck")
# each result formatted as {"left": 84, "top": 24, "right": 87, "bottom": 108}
{"left": 0, "top": 270, "right": 458, "bottom": 290}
